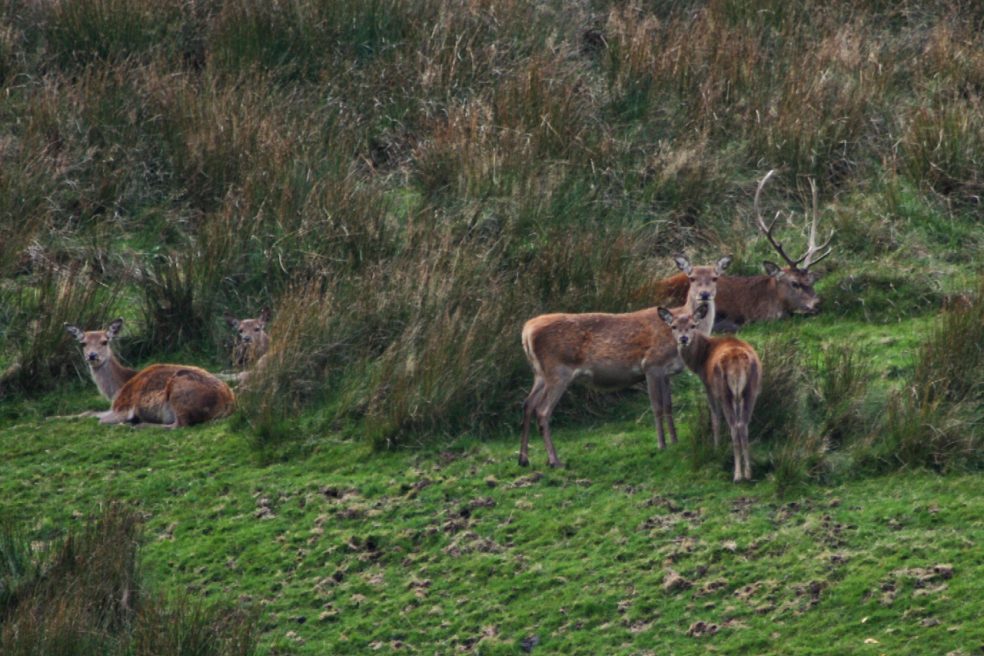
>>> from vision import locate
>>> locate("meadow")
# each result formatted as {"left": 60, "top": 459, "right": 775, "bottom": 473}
{"left": 1, "top": 0, "right": 982, "bottom": 653}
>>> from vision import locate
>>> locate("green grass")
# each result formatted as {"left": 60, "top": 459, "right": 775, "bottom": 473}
{"left": 2, "top": 388, "right": 982, "bottom": 654}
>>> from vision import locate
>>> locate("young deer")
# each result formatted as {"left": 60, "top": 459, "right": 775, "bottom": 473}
{"left": 647, "top": 170, "right": 832, "bottom": 331}
{"left": 225, "top": 308, "right": 271, "bottom": 370}
{"left": 658, "top": 303, "right": 761, "bottom": 482}
{"left": 64, "top": 319, "right": 235, "bottom": 428}
{"left": 519, "top": 255, "right": 730, "bottom": 468}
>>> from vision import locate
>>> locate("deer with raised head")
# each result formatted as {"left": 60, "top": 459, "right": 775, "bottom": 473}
{"left": 648, "top": 170, "right": 832, "bottom": 332}
{"left": 225, "top": 308, "right": 271, "bottom": 370}
{"left": 64, "top": 318, "right": 235, "bottom": 428}
{"left": 658, "top": 303, "right": 761, "bottom": 482}
{"left": 519, "top": 255, "right": 731, "bottom": 468}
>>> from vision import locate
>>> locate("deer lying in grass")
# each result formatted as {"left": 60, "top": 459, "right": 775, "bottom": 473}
{"left": 225, "top": 308, "right": 270, "bottom": 370}
{"left": 64, "top": 319, "right": 235, "bottom": 428}
{"left": 519, "top": 255, "right": 730, "bottom": 468}
{"left": 658, "top": 303, "right": 761, "bottom": 482}
{"left": 650, "top": 170, "right": 832, "bottom": 332}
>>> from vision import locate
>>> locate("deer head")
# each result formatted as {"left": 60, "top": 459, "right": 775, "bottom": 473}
{"left": 754, "top": 170, "right": 833, "bottom": 316}
{"left": 65, "top": 318, "right": 123, "bottom": 368}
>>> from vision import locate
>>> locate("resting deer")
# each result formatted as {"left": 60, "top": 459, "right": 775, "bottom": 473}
{"left": 519, "top": 255, "right": 730, "bottom": 468}
{"left": 658, "top": 303, "right": 761, "bottom": 482}
{"left": 648, "top": 170, "right": 832, "bottom": 331}
{"left": 64, "top": 319, "right": 235, "bottom": 428}
{"left": 225, "top": 308, "right": 271, "bottom": 370}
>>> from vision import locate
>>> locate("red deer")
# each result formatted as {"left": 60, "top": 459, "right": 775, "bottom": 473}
{"left": 225, "top": 308, "right": 271, "bottom": 370}
{"left": 64, "top": 319, "right": 235, "bottom": 428}
{"left": 519, "top": 256, "right": 731, "bottom": 467}
{"left": 649, "top": 170, "right": 832, "bottom": 332}
{"left": 658, "top": 303, "right": 761, "bottom": 482}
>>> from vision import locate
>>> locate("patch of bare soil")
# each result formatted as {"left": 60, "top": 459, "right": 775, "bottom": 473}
{"left": 686, "top": 620, "right": 719, "bottom": 638}
{"left": 876, "top": 564, "right": 954, "bottom": 605}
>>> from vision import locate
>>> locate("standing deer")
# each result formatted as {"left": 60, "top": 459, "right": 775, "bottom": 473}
{"left": 64, "top": 319, "right": 235, "bottom": 428}
{"left": 658, "top": 303, "right": 761, "bottom": 482}
{"left": 647, "top": 170, "right": 833, "bottom": 331}
{"left": 225, "top": 308, "right": 271, "bottom": 370}
{"left": 519, "top": 255, "right": 731, "bottom": 468}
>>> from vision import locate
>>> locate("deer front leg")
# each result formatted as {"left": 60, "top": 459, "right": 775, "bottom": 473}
{"left": 645, "top": 370, "right": 668, "bottom": 449}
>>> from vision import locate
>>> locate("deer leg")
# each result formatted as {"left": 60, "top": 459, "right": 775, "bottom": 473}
{"left": 536, "top": 371, "right": 573, "bottom": 468}
{"left": 661, "top": 374, "right": 678, "bottom": 445}
{"left": 645, "top": 371, "right": 667, "bottom": 449}
{"left": 703, "top": 383, "right": 722, "bottom": 448}
{"left": 740, "top": 424, "right": 752, "bottom": 481}
{"left": 719, "top": 391, "right": 743, "bottom": 482}
{"left": 97, "top": 409, "right": 128, "bottom": 425}
{"left": 520, "top": 378, "right": 546, "bottom": 467}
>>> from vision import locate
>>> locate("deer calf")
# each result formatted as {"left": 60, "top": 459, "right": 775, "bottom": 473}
{"left": 225, "top": 308, "right": 270, "bottom": 370}
{"left": 65, "top": 319, "right": 235, "bottom": 428}
{"left": 658, "top": 303, "right": 761, "bottom": 482}
{"left": 520, "top": 256, "right": 730, "bottom": 468}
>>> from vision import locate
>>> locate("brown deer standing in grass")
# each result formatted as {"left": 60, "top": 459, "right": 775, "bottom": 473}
{"left": 647, "top": 170, "right": 833, "bottom": 332}
{"left": 64, "top": 319, "right": 235, "bottom": 428}
{"left": 519, "top": 255, "right": 731, "bottom": 468}
{"left": 224, "top": 308, "right": 271, "bottom": 370}
{"left": 658, "top": 303, "right": 761, "bottom": 482}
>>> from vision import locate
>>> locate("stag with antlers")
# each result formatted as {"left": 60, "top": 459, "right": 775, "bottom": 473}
{"left": 648, "top": 170, "right": 834, "bottom": 332}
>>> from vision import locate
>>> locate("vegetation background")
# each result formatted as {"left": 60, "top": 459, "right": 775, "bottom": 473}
{"left": 0, "top": 0, "right": 981, "bottom": 653}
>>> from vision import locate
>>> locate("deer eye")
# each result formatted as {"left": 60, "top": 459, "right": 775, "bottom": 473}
{"left": 688, "top": 276, "right": 695, "bottom": 282}
{"left": 254, "top": 327, "right": 260, "bottom": 332}
{"left": 100, "top": 340, "right": 108, "bottom": 346}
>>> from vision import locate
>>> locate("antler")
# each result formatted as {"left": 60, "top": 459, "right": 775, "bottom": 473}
{"left": 794, "top": 178, "right": 834, "bottom": 269}
{"left": 753, "top": 170, "right": 798, "bottom": 269}
{"left": 754, "top": 170, "right": 834, "bottom": 270}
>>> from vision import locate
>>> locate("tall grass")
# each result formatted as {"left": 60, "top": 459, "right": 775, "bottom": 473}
{"left": 0, "top": 503, "right": 258, "bottom": 656}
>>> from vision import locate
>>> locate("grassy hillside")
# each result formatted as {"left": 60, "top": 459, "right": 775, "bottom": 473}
{"left": 0, "top": 0, "right": 982, "bottom": 653}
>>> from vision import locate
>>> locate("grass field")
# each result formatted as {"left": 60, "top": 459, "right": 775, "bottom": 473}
{"left": 1, "top": 0, "right": 983, "bottom": 653}
{"left": 3, "top": 395, "right": 983, "bottom": 654}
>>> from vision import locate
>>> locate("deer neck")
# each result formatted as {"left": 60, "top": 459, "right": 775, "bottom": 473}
{"left": 88, "top": 354, "right": 137, "bottom": 401}
{"left": 678, "top": 332, "right": 713, "bottom": 379}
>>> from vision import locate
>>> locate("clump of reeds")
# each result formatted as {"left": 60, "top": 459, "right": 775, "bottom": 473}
{"left": 0, "top": 503, "right": 257, "bottom": 656}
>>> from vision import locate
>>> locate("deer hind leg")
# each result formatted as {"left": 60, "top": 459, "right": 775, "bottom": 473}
{"left": 703, "top": 381, "right": 722, "bottom": 448}
{"left": 739, "top": 386, "right": 758, "bottom": 481}
{"left": 520, "top": 377, "right": 546, "bottom": 467}
{"left": 535, "top": 370, "right": 574, "bottom": 468}
{"left": 719, "top": 390, "right": 744, "bottom": 482}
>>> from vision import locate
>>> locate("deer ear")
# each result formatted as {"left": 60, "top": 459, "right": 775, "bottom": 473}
{"left": 107, "top": 318, "right": 124, "bottom": 340}
{"left": 716, "top": 256, "right": 732, "bottom": 273}
{"left": 805, "top": 270, "right": 821, "bottom": 284}
{"left": 224, "top": 313, "right": 239, "bottom": 330}
{"left": 673, "top": 255, "right": 692, "bottom": 274}
{"left": 694, "top": 303, "right": 710, "bottom": 320}
{"left": 258, "top": 307, "right": 271, "bottom": 324}
{"left": 657, "top": 307, "right": 675, "bottom": 325}
{"left": 763, "top": 261, "right": 783, "bottom": 279}
{"left": 65, "top": 324, "right": 85, "bottom": 343}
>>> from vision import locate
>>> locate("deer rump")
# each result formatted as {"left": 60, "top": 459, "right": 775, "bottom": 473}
{"left": 112, "top": 364, "right": 235, "bottom": 426}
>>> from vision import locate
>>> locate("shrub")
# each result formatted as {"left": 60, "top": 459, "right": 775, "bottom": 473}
{"left": 861, "top": 278, "right": 983, "bottom": 472}
{"left": 0, "top": 265, "right": 120, "bottom": 396}
{"left": 0, "top": 503, "right": 258, "bottom": 656}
